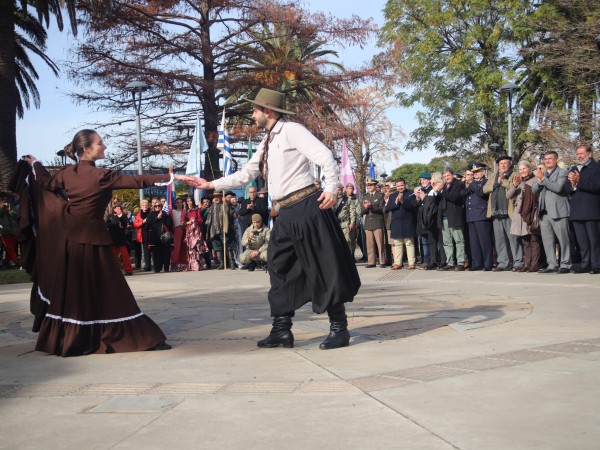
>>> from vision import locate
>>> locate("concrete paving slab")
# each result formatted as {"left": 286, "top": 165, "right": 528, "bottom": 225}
{"left": 1, "top": 268, "right": 600, "bottom": 449}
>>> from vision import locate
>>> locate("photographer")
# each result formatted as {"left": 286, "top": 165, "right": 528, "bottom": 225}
{"left": 106, "top": 202, "right": 133, "bottom": 276}
{"left": 240, "top": 214, "right": 270, "bottom": 271}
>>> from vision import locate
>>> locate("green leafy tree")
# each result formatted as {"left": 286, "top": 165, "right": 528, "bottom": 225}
{"left": 389, "top": 162, "right": 429, "bottom": 187}
{"left": 515, "top": 0, "right": 600, "bottom": 147}
{"left": 379, "top": 0, "right": 529, "bottom": 159}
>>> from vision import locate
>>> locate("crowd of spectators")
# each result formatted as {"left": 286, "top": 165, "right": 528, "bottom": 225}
{"left": 4, "top": 144, "right": 599, "bottom": 278}
{"left": 333, "top": 144, "right": 600, "bottom": 275}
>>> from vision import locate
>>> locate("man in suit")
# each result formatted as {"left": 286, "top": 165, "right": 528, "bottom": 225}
{"left": 532, "top": 150, "right": 571, "bottom": 273}
{"left": 238, "top": 186, "right": 269, "bottom": 232}
{"left": 437, "top": 168, "right": 466, "bottom": 271}
{"left": 566, "top": 144, "right": 600, "bottom": 274}
{"left": 385, "top": 179, "right": 418, "bottom": 269}
{"left": 484, "top": 155, "right": 523, "bottom": 271}
{"left": 361, "top": 178, "right": 387, "bottom": 268}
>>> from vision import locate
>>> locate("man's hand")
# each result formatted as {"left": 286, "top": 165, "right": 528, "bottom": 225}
{"left": 318, "top": 191, "right": 336, "bottom": 210}
{"left": 251, "top": 251, "right": 259, "bottom": 259}
{"left": 349, "top": 224, "right": 355, "bottom": 231}
{"left": 568, "top": 171, "right": 580, "bottom": 186}
{"left": 534, "top": 168, "right": 544, "bottom": 181}
{"left": 179, "top": 175, "right": 214, "bottom": 191}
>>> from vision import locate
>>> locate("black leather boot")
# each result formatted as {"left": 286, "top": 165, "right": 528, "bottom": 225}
{"left": 216, "top": 251, "right": 224, "bottom": 270}
{"left": 257, "top": 312, "right": 294, "bottom": 348}
{"left": 319, "top": 303, "right": 350, "bottom": 350}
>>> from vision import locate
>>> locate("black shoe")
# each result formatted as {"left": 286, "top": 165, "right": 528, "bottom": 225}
{"left": 257, "top": 314, "right": 294, "bottom": 348}
{"left": 147, "top": 342, "right": 172, "bottom": 351}
{"left": 454, "top": 266, "right": 465, "bottom": 272}
{"left": 571, "top": 267, "right": 590, "bottom": 273}
{"left": 538, "top": 268, "right": 556, "bottom": 273}
{"left": 365, "top": 264, "right": 376, "bottom": 268}
{"left": 469, "top": 266, "right": 482, "bottom": 271}
{"left": 590, "top": 269, "right": 600, "bottom": 274}
{"left": 558, "top": 268, "right": 570, "bottom": 274}
{"left": 492, "top": 266, "right": 506, "bottom": 272}
{"left": 424, "top": 264, "right": 437, "bottom": 270}
{"left": 247, "top": 261, "right": 257, "bottom": 272}
{"left": 379, "top": 264, "right": 387, "bottom": 268}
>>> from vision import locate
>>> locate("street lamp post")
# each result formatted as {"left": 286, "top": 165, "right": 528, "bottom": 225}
{"left": 380, "top": 172, "right": 388, "bottom": 184}
{"left": 500, "top": 82, "right": 520, "bottom": 159}
{"left": 489, "top": 143, "right": 501, "bottom": 172}
{"left": 500, "top": 82, "right": 521, "bottom": 158}
{"left": 124, "top": 81, "right": 150, "bottom": 202}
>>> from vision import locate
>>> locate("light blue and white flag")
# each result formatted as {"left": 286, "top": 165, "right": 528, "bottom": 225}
{"left": 185, "top": 114, "right": 207, "bottom": 203}
{"left": 217, "top": 109, "right": 233, "bottom": 176}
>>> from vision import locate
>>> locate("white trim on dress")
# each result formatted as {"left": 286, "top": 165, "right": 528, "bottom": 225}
{"left": 45, "top": 312, "right": 145, "bottom": 325}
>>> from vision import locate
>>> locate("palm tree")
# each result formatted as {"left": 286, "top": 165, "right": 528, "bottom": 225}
{"left": 14, "top": 6, "right": 59, "bottom": 119}
{"left": 0, "top": 0, "right": 111, "bottom": 190}
{"left": 229, "top": 22, "right": 346, "bottom": 119}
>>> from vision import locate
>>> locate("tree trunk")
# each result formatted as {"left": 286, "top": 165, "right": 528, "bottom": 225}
{"left": 0, "top": 0, "right": 17, "bottom": 190}
{"left": 199, "top": 0, "right": 221, "bottom": 182}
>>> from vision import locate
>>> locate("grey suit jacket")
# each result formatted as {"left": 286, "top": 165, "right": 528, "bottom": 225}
{"left": 531, "top": 166, "right": 570, "bottom": 219}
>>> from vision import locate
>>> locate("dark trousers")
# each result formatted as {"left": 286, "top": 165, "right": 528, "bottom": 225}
{"left": 151, "top": 243, "right": 172, "bottom": 272}
{"left": 425, "top": 228, "right": 439, "bottom": 266}
{"left": 519, "top": 234, "right": 541, "bottom": 270}
{"left": 571, "top": 220, "right": 600, "bottom": 270}
{"left": 133, "top": 241, "right": 142, "bottom": 269}
{"left": 468, "top": 220, "right": 494, "bottom": 270}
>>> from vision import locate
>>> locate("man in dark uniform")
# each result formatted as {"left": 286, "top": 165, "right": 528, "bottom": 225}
{"left": 463, "top": 162, "right": 493, "bottom": 271}
{"left": 361, "top": 178, "right": 387, "bottom": 268}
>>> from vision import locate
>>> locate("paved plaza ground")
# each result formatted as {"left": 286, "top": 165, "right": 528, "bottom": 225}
{"left": 1, "top": 265, "right": 599, "bottom": 449}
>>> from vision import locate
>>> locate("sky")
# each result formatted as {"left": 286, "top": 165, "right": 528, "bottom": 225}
{"left": 15, "top": 0, "right": 436, "bottom": 173}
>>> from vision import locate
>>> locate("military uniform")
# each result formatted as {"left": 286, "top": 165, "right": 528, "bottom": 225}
{"left": 361, "top": 184, "right": 387, "bottom": 267}
{"left": 335, "top": 193, "right": 360, "bottom": 255}
{"left": 463, "top": 164, "right": 493, "bottom": 270}
{"left": 240, "top": 224, "right": 270, "bottom": 264}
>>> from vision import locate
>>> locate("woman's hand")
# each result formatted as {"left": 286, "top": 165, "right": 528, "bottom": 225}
{"left": 23, "top": 155, "right": 38, "bottom": 166}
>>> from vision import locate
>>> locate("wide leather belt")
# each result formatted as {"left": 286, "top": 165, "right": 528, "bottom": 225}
{"left": 277, "top": 184, "right": 319, "bottom": 209}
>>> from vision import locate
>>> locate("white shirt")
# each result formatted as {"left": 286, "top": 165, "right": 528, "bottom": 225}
{"left": 212, "top": 120, "right": 338, "bottom": 200}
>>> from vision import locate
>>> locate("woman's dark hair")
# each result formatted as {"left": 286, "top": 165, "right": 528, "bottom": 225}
{"left": 65, "top": 129, "right": 97, "bottom": 160}
{"left": 186, "top": 196, "right": 196, "bottom": 208}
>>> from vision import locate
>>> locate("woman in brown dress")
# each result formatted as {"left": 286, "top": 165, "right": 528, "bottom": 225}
{"left": 24, "top": 129, "right": 185, "bottom": 356}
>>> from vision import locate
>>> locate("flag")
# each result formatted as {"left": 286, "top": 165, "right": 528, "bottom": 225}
{"left": 339, "top": 137, "right": 358, "bottom": 193}
{"left": 185, "top": 114, "right": 207, "bottom": 203}
{"left": 185, "top": 114, "right": 206, "bottom": 177}
{"left": 217, "top": 109, "right": 233, "bottom": 176}
{"left": 369, "top": 160, "right": 376, "bottom": 179}
{"left": 245, "top": 138, "right": 257, "bottom": 197}
{"left": 164, "top": 163, "right": 173, "bottom": 214}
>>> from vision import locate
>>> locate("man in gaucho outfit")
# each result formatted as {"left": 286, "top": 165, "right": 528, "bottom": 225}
{"left": 183, "top": 88, "right": 361, "bottom": 350}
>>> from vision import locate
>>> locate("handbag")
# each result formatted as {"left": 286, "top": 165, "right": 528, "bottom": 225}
{"left": 160, "top": 223, "right": 174, "bottom": 245}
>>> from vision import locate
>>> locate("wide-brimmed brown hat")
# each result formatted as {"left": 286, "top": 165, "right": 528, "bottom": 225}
{"left": 246, "top": 88, "right": 296, "bottom": 115}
